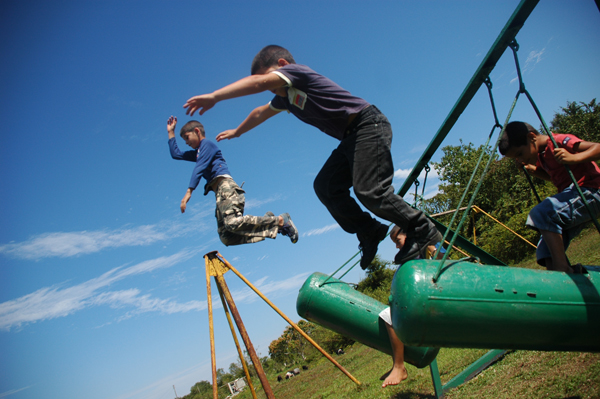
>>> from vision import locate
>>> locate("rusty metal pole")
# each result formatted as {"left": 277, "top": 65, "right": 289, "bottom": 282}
{"left": 203, "top": 256, "right": 218, "bottom": 399}
{"left": 215, "top": 251, "right": 361, "bottom": 386}
{"left": 213, "top": 271, "right": 275, "bottom": 399}
{"left": 216, "top": 284, "right": 259, "bottom": 399}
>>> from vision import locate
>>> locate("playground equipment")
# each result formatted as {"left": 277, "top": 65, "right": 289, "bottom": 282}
{"left": 202, "top": 251, "right": 362, "bottom": 399}
{"left": 294, "top": 0, "right": 599, "bottom": 396}
{"left": 390, "top": 259, "right": 600, "bottom": 352}
{"left": 296, "top": 272, "right": 439, "bottom": 368}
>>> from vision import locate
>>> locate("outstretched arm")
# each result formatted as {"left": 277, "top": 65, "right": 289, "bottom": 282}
{"left": 183, "top": 73, "right": 286, "bottom": 116}
{"left": 216, "top": 104, "right": 280, "bottom": 141}
{"left": 554, "top": 140, "right": 600, "bottom": 165}
{"left": 181, "top": 188, "right": 194, "bottom": 213}
{"left": 167, "top": 116, "right": 177, "bottom": 139}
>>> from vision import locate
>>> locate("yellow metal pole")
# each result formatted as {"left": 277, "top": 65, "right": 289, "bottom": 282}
{"left": 203, "top": 256, "right": 218, "bottom": 399}
{"left": 216, "top": 283, "right": 258, "bottom": 399}
{"left": 213, "top": 271, "right": 276, "bottom": 399}
{"left": 472, "top": 205, "right": 537, "bottom": 248}
{"left": 473, "top": 212, "right": 477, "bottom": 246}
{"left": 214, "top": 251, "right": 362, "bottom": 386}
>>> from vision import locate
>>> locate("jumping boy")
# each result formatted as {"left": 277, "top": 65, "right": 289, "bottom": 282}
{"left": 167, "top": 115, "right": 298, "bottom": 246}
{"left": 183, "top": 45, "right": 441, "bottom": 268}
{"left": 498, "top": 121, "right": 600, "bottom": 273}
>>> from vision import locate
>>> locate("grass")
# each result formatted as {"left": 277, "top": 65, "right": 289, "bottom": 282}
{"left": 234, "top": 228, "right": 600, "bottom": 399}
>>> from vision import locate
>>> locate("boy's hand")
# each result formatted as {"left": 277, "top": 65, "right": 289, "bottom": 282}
{"left": 184, "top": 94, "right": 216, "bottom": 116}
{"left": 180, "top": 188, "right": 193, "bottom": 213}
{"left": 167, "top": 116, "right": 177, "bottom": 139}
{"left": 553, "top": 148, "right": 577, "bottom": 164}
{"left": 216, "top": 129, "right": 239, "bottom": 142}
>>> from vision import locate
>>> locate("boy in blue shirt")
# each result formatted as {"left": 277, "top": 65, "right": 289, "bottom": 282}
{"left": 183, "top": 45, "right": 441, "bottom": 268}
{"left": 167, "top": 116, "right": 298, "bottom": 246}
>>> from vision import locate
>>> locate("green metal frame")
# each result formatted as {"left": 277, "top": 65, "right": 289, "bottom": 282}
{"left": 429, "top": 350, "right": 507, "bottom": 398}
{"left": 407, "top": 0, "right": 539, "bottom": 396}
{"left": 397, "top": 0, "right": 539, "bottom": 198}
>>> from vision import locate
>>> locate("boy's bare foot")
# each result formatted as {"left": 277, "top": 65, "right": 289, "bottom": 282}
{"left": 379, "top": 369, "right": 391, "bottom": 381}
{"left": 382, "top": 365, "right": 408, "bottom": 388}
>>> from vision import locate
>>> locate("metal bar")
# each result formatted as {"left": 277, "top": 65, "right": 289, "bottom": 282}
{"left": 398, "top": 0, "right": 539, "bottom": 198}
{"left": 472, "top": 205, "right": 537, "bottom": 248}
{"left": 203, "top": 256, "right": 218, "bottom": 399}
{"left": 216, "top": 284, "right": 258, "bottom": 399}
{"left": 442, "top": 350, "right": 507, "bottom": 392}
{"left": 214, "top": 251, "right": 362, "bottom": 386}
{"left": 431, "top": 219, "right": 506, "bottom": 266}
{"left": 213, "top": 270, "right": 276, "bottom": 399}
{"left": 429, "top": 359, "right": 444, "bottom": 399}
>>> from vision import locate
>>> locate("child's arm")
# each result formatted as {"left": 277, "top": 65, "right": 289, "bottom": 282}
{"left": 216, "top": 104, "right": 280, "bottom": 141}
{"left": 180, "top": 188, "right": 193, "bottom": 213}
{"left": 523, "top": 164, "right": 552, "bottom": 181}
{"left": 167, "top": 115, "right": 177, "bottom": 139}
{"left": 554, "top": 140, "right": 600, "bottom": 164}
{"left": 183, "top": 74, "right": 286, "bottom": 116}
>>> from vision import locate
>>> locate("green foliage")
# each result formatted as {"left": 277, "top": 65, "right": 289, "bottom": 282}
{"left": 355, "top": 256, "right": 395, "bottom": 304}
{"left": 180, "top": 380, "right": 220, "bottom": 399}
{"left": 422, "top": 99, "right": 600, "bottom": 264}
{"left": 424, "top": 140, "right": 550, "bottom": 263}
{"left": 267, "top": 319, "right": 353, "bottom": 371}
{"left": 424, "top": 99, "right": 600, "bottom": 263}
{"left": 550, "top": 98, "right": 599, "bottom": 143}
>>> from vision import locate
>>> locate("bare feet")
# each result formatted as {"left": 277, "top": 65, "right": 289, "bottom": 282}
{"left": 379, "top": 369, "right": 390, "bottom": 381}
{"left": 381, "top": 365, "right": 408, "bottom": 388}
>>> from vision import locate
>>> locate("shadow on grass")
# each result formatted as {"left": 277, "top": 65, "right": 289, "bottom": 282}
{"left": 389, "top": 391, "right": 437, "bottom": 399}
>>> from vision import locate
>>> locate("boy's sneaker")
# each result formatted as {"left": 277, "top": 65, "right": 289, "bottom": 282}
{"left": 395, "top": 229, "right": 443, "bottom": 265}
{"left": 359, "top": 224, "right": 389, "bottom": 270}
{"left": 279, "top": 213, "right": 299, "bottom": 244}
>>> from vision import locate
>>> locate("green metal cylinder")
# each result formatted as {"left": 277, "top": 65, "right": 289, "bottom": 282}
{"left": 390, "top": 260, "right": 600, "bottom": 352}
{"left": 296, "top": 272, "right": 439, "bottom": 368}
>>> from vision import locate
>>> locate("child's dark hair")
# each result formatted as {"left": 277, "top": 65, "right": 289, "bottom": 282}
{"left": 180, "top": 120, "right": 205, "bottom": 138}
{"left": 498, "top": 121, "right": 539, "bottom": 155}
{"left": 251, "top": 45, "right": 296, "bottom": 75}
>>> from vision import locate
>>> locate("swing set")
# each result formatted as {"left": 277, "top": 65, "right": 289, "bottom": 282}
{"left": 201, "top": 0, "right": 599, "bottom": 397}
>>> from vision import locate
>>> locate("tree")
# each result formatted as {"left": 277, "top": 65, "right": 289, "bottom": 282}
{"left": 550, "top": 98, "right": 599, "bottom": 143}
{"left": 420, "top": 99, "right": 600, "bottom": 264}
{"left": 356, "top": 256, "right": 395, "bottom": 303}
{"left": 424, "top": 141, "right": 551, "bottom": 263}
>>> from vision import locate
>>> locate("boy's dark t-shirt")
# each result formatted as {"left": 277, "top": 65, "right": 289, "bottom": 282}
{"left": 269, "top": 64, "right": 370, "bottom": 140}
{"left": 168, "top": 138, "right": 231, "bottom": 195}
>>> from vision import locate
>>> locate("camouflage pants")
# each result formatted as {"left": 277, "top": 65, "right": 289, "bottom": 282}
{"left": 215, "top": 178, "right": 279, "bottom": 246}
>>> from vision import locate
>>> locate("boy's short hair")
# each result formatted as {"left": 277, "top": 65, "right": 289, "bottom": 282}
{"left": 390, "top": 225, "right": 402, "bottom": 236}
{"left": 180, "top": 120, "right": 205, "bottom": 138}
{"left": 251, "top": 45, "right": 296, "bottom": 75}
{"left": 498, "top": 121, "right": 539, "bottom": 155}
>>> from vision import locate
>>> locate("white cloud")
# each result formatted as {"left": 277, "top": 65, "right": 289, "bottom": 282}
{"left": 394, "top": 168, "right": 439, "bottom": 180}
{"left": 0, "top": 249, "right": 309, "bottom": 332}
{"left": 225, "top": 273, "right": 311, "bottom": 304}
{"left": 302, "top": 223, "right": 339, "bottom": 237}
{"left": 244, "top": 194, "right": 283, "bottom": 210}
{"left": 0, "top": 249, "right": 197, "bottom": 331}
{"left": 0, "top": 220, "right": 206, "bottom": 260}
{"left": 0, "top": 386, "right": 33, "bottom": 398}
{"left": 525, "top": 48, "right": 545, "bottom": 69}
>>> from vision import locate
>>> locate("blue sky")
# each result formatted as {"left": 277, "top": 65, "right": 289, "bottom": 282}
{"left": 1, "top": 1, "right": 598, "bottom": 398}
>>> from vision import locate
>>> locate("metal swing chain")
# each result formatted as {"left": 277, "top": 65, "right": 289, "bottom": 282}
{"left": 509, "top": 40, "right": 600, "bottom": 234}
{"left": 433, "top": 78, "right": 506, "bottom": 279}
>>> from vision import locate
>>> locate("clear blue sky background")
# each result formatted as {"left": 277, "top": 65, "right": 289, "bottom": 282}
{"left": 1, "top": 1, "right": 598, "bottom": 398}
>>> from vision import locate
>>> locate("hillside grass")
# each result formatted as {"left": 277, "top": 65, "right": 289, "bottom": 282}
{"left": 235, "top": 227, "right": 600, "bottom": 399}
